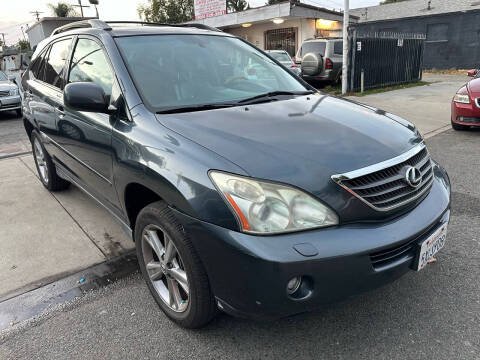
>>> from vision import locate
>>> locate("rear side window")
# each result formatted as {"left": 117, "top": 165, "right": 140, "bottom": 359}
{"left": 30, "top": 50, "right": 48, "bottom": 81}
{"left": 43, "top": 39, "right": 71, "bottom": 88}
{"left": 334, "top": 41, "right": 343, "bottom": 55}
{"left": 300, "top": 42, "right": 326, "bottom": 57}
{"left": 68, "top": 38, "right": 114, "bottom": 99}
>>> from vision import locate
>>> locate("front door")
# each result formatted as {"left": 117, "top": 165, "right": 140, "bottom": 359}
{"left": 58, "top": 36, "right": 119, "bottom": 210}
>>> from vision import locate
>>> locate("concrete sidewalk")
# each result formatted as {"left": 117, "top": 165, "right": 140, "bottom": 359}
{"left": 0, "top": 115, "right": 31, "bottom": 159}
{"left": 0, "top": 155, "right": 133, "bottom": 301}
{"left": 346, "top": 73, "right": 468, "bottom": 138}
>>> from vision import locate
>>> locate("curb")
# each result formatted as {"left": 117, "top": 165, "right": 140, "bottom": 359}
{"left": 0, "top": 251, "right": 138, "bottom": 331}
{"left": 0, "top": 151, "right": 32, "bottom": 160}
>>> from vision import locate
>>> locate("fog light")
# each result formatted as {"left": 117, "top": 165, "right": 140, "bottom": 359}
{"left": 286, "top": 276, "right": 302, "bottom": 295}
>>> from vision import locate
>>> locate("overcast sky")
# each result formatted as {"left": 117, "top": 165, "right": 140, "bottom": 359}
{"left": 0, "top": 0, "right": 380, "bottom": 45}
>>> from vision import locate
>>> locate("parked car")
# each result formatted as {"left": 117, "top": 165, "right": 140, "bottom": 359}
{"left": 265, "top": 50, "right": 301, "bottom": 76}
{"left": 451, "top": 68, "right": 480, "bottom": 130}
{"left": 0, "top": 70, "right": 22, "bottom": 116}
{"left": 22, "top": 20, "right": 451, "bottom": 329}
{"left": 296, "top": 38, "right": 343, "bottom": 84}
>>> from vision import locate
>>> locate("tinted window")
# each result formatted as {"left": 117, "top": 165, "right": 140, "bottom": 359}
{"left": 68, "top": 38, "right": 114, "bottom": 98}
{"left": 301, "top": 42, "right": 326, "bottom": 56}
{"left": 44, "top": 39, "right": 71, "bottom": 88}
{"left": 30, "top": 50, "right": 48, "bottom": 81}
{"left": 116, "top": 35, "right": 306, "bottom": 111}
{"left": 334, "top": 41, "right": 343, "bottom": 55}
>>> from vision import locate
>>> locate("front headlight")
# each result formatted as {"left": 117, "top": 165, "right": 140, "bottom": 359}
{"left": 209, "top": 171, "right": 338, "bottom": 234}
{"left": 9, "top": 88, "right": 19, "bottom": 96}
{"left": 453, "top": 93, "right": 470, "bottom": 104}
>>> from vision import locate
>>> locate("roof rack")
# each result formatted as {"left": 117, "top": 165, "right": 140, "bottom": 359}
{"left": 51, "top": 20, "right": 222, "bottom": 37}
{"left": 51, "top": 19, "right": 111, "bottom": 36}
{"left": 105, "top": 21, "right": 222, "bottom": 32}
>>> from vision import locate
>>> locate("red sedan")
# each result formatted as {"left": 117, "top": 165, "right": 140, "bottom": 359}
{"left": 451, "top": 69, "right": 480, "bottom": 130}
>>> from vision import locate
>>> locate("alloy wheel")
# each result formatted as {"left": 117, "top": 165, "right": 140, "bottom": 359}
{"left": 33, "top": 137, "right": 48, "bottom": 184}
{"left": 141, "top": 224, "right": 189, "bottom": 312}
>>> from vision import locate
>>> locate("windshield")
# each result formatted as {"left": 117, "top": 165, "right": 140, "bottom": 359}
{"left": 269, "top": 52, "right": 292, "bottom": 63}
{"left": 0, "top": 72, "right": 7, "bottom": 81}
{"left": 116, "top": 35, "right": 308, "bottom": 111}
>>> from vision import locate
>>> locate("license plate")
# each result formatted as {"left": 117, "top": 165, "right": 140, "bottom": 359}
{"left": 417, "top": 224, "right": 447, "bottom": 271}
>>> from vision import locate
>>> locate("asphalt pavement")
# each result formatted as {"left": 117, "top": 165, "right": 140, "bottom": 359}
{"left": 1, "top": 128, "right": 479, "bottom": 360}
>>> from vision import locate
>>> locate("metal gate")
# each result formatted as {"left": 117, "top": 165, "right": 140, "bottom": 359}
{"left": 347, "top": 31, "right": 426, "bottom": 92}
{"left": 265, "top": 28, "right": 297, "bottom": 57}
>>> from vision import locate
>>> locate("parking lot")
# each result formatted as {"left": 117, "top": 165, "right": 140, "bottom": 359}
{"left": 0, "top": 74, "right": 479, "bottom": 359}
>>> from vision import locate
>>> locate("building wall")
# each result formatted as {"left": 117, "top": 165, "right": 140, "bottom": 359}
{"left": 225, "top": 18, "right": 341, "bottom": 55}
{"left": 352, "top": 11, "right": 480, "bottom": 69}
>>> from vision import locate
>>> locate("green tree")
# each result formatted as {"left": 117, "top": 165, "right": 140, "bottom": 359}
{"left": 228, "top": 0, "right": 249, "bottom": 12}
{"left": 17, "top": 40, "right": 31, "bottom": 51}
{"left": 47, "top": 2, "right": 78, "bottom": 17}
{"left": 0, "top": 39, "right": 3, "bottom": 47}
{"left": 138, "top": 0, "right": 194, "bottom": 24}
{"left": 380, "top": 0, "right": 409, "bottom": 4}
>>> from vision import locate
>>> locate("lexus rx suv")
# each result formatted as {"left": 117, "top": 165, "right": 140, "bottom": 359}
{"left": 22, "top": 20, "right": 451, "bottom": 328}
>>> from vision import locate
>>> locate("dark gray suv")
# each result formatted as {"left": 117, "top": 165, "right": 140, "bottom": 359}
{"left": 22, "top": 20, "right": 451, "bottom": 328}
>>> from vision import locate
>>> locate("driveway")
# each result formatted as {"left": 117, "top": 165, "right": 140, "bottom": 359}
{"left": 346, "top": 73, "right": 468, "bottom": 138}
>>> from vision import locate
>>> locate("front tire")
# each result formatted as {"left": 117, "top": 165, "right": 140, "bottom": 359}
{"left": 135, "top": 201, "right": 217, "bottom": 328}
{"left": 16, "top": 108, "right": 22, "bottom": 117}
{"left": 451, "top": 120, "right": 469, "bottom": 131}
{"left": 31, "top": 130, "right": 70, "bottom": 191}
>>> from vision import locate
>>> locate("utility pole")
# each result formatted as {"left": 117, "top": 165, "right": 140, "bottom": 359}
{"left": 30, "top": 11, "right": 43, "bottom": 22}
{"left": 73, "top": 0, "right": 90, "bottom": 18}
{"left": 20, "top": 25, "right": 27, "bottom": 41}
{"left": 89, "top": 0, "right": 100, "bottom": 18}
{"left": 341, "top": 0, "right": 349, "bottom": 95}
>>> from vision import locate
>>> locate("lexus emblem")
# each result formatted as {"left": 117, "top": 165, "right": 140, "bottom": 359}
{"left": 405, "top": 166, "right": 422, "bottom": 188}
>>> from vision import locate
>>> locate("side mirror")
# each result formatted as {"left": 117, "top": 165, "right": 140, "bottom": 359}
{"left": 467, "top": 69, "right": 477, "bottom": 77}
{"left": 64, "top": 82, "right": 109, "bottom": 113}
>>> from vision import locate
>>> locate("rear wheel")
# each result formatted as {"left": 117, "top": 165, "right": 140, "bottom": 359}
{"left": 31, "top": 130, "right": 70, "bottom": 191}
{"left": 451, "top": 120, "right": 469, "bottom": 131}
{"left": 135, "top": 201, "right": 217, "bottom": 328}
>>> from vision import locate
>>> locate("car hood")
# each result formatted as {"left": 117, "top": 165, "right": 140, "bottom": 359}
{"left": 156, "top": 94, "right": 421, "bottom": 194}
{"left": 468, "top": 77, "right": 480, "bottom": 94}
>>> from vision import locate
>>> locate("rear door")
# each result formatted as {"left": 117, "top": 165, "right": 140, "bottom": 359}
{"left": 25, "top": 37, "right": 73, "bottom": 160}
{"left": 58, "top": 36, "right": 119, "bottom": 209}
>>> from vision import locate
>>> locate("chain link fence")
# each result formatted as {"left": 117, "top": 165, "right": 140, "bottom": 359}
{"left": 347, "top": 31, "right": 426, "bottom": 92}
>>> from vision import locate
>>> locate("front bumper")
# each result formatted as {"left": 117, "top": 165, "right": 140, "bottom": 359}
{"left": 451, "top": 99, "right": 480, "bottom": 126}
{"left": 0, "top": 95, "right": 21, "bottom": 112}
{"left": 173, "top": 163, "right": 451, "bottom": 319}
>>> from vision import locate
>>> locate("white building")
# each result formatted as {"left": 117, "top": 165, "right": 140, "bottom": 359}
{"left": 189, "top": 1, "right": 358, "bottom": 57}
{"left": 26, "top": 17, "right": 95, "bottom": 48}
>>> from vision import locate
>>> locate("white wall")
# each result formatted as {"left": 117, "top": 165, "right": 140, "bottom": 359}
{"left": 226, "top": 18, "right": 317, "bottom": 54}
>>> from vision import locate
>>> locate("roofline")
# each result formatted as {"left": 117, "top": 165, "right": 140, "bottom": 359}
{"left": 353, "top": 7, "right": 480, "bottom": 24}
{"left": 292, "top": 2, "right": 359, "bottom": 20}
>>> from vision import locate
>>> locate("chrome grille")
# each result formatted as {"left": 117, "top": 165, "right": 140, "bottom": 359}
{"left": 332, "top": 144, "right": 433, "bottom": 211}
{"left": 0, "top": 90, "right": 9, "bottom": 97}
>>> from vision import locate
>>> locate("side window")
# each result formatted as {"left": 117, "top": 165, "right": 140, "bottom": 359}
{"left": 334, "top": 41, "right": 343, "bottom": 55}
{"left": 30, "top": 49, "right": 48, "bottom": 81}
{"left": 43, "top": 39, "right": 71, "bottom": 88}
{"left": 68, "top": 38, "right": 114, "bottom": 100}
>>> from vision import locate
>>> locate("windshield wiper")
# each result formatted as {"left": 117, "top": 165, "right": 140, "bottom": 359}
{"left": 156, "top": 102, "right": 238, "bottom": 114}
{"left": 237, "top": 90, "right": 315, "bottom": 104}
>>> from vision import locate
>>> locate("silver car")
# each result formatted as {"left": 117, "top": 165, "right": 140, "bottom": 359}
{"left": 0, "top": 71, "right": 22, "bottom": 116}
{"left": 265, "top": 50, "right": 301, "bottom": 76}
